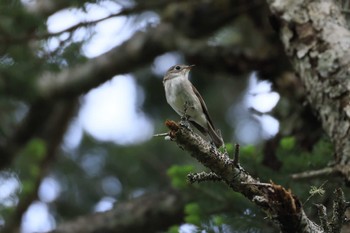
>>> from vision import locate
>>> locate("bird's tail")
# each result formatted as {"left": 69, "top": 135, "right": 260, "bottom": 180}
{"left": 207, "top": 123, "right": 223, "bottom": 148}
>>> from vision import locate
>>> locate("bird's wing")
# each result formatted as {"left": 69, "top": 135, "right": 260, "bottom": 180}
{"left": 191, "top": 83, "right": 216, "bottom": 129}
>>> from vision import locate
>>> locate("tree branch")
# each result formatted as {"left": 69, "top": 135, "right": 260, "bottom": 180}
{"left": 51, "top": 189, "right": 185, "bottom": 233}
{"left": 35, "top": 0, "right": 271, "bottom": 100}
{"left": 291, "top": 167, "right": 335, "bottom": 180}
{"left": 36, "top": 25, "right": 278, "bottom": 100}
{"left": 314, "top": 188, "right": 348, "bottom": 233}
{"left": 12, "top": 0, "right": 185, "bottom": 43}
{"left": 36, "top": 23, "right": 171, "bottom": 99}
{"left": 165, "top": 120, "right": 330, "bottom": 233}
{"left": 2, "top": 100, "right": 77, "bottom": 232}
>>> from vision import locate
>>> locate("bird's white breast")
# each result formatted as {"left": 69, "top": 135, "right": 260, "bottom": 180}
{"left": 164, "top": 77, "right": 207, "bottom": 128}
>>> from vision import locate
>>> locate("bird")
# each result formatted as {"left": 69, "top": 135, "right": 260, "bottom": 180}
{"left": 163, "top": 64, "right": 223, "bottom": 148}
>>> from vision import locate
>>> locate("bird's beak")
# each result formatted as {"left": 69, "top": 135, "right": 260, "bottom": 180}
{"left": 185, "top": 64, "right": 195, "bottom": 70}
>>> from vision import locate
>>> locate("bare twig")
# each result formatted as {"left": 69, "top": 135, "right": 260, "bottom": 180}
{"left": 240, "top": 182, "right": 273, "bottom": 187}
{"left": 153, "top": 133, "right": 169, "bottom": 137}
{"left": 291, "top": 167, "right": 334, "bottom": 180}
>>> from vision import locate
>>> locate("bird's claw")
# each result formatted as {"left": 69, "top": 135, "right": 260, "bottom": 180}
{"left": 180, "top": 120, "right": 192, "bottom": 131}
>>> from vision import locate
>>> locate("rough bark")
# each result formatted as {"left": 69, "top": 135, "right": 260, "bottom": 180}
{"left": 166, "top": 120, "right": 323, "bottom": 233}
{"left": 165, "top": 120, "right": 350, "bottom": 232}
{"left": 266, "top": 0, "right": 350, "bottom": 184}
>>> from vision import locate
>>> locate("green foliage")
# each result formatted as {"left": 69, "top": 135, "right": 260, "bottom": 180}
{"left": 0, "top": 49, "right": 43, "bottom": 100}
{"left": 279, "top": 136, "right": 295, "bottom": 150}
{"left": 212, "top": 215, "right": 225, "bottom": 226}
{"left": 240, "top": 144, "right": 256, "bottom": 157}
{"left": 277, "top": 138, "right": 332, "bottom": 174}
{"left": 185, "top": 215, "right": 201, "bottom": 226}
{"left": 185, "top": 202, "right": 201, "bottom": 216}
{"left": 220, "top": 143, "right": 233, "bottom": 154}
{"left": 0, "top": 1, "right": 44, "bottom": 37}
{"left": 167, "top": 225, "right": 180, "bottom": 233}
{"left": 14, "top": 138, "right": 46, "bottom": 198}
{"left": 312, "top": 138, "right": 333, "bottom": 159}
{"left": 22, "top": 138, "right": 47, "bottom": 161}
{"left": 233, "top": 136, "right": 339, "bottom": 220}
{"left": 185, "top": 202, "right": 201, "bottom": 225}
{"left": 0, "top": 0, "right": 90, "bottom": 101}
{"left": 21, "top": 179, "right": 35, "bottom": 195}
{"left": 167, "top": 165, "right": 194, "bottom": 189}
{"left": 0, "top": 2, "right": 47, "bottom": 100}
{"left": 61, "top": 42, "right": 88, "bottom": 66}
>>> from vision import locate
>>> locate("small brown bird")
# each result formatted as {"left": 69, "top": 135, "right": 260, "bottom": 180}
{"left": 163, "top": 64, "right": 223, "bottom": 147}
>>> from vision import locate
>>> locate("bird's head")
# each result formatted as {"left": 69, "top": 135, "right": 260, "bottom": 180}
{"left": 163, "top": 64, "right": 195, "bottom": 82}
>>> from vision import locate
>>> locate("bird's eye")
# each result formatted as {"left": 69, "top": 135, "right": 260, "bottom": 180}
{"left": 175, "top": 66, "right": 181, "bottom": 70}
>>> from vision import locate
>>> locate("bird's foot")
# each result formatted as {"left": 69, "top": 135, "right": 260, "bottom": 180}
{"left": 180, "top": 119, "right": 192, "bottom": 131}
{"left": 181, "top": 113, "right": 190, "bottom": 122}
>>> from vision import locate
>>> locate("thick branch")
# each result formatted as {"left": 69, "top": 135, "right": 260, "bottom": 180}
{"left": 36, "top": 0, "right": 271, "bottom": 100}
{"left": 3, "top": 100, "right": 78, "bottom": 233}
{"left": 37, "top": 23, "right": 171, "bottom": 99}
{"left": 266, "top": 0, "right": 350, "bottom": 183}
{"left": 36, "top": 25, "right": 279, "bottom": 100}
{"left": 166, "top": 120, "right": 324, "bottom": 233}
{"left": 51, "top": 190, "right": 184, "bottom": 233}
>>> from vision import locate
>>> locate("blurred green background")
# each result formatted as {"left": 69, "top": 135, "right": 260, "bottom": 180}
{"left": 0, "top": 0, "right": 348, "bottom": 232}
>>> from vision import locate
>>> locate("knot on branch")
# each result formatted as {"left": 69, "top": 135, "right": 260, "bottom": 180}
{"left": 165, "top": 120, "right": 180, "bottom": 139}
